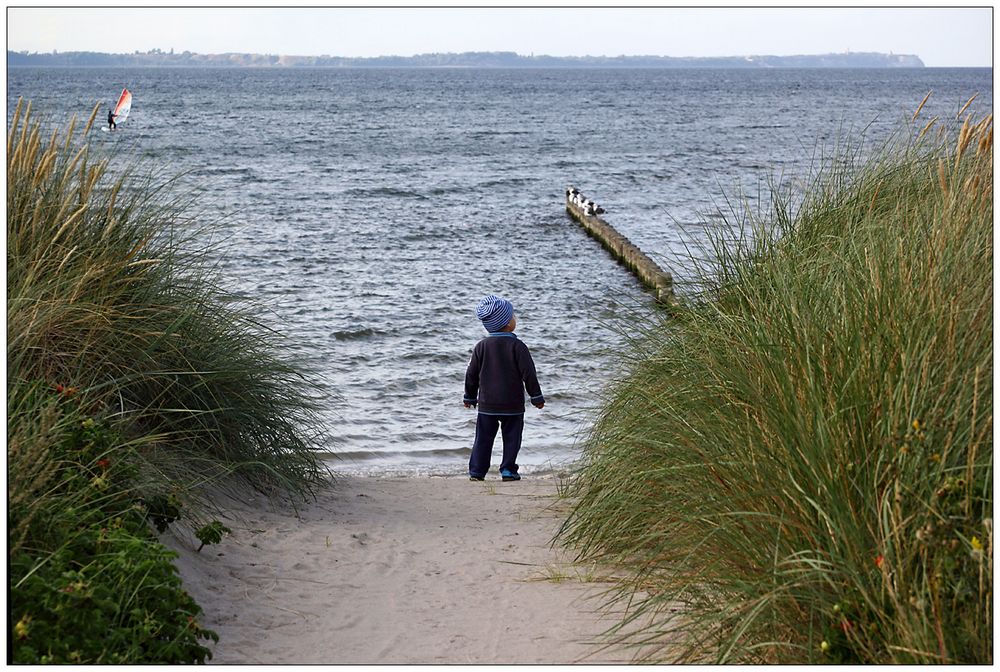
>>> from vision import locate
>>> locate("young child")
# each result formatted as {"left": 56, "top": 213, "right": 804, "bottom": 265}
{"left": 463, "top": 295, "right": 545, "bottom": 481}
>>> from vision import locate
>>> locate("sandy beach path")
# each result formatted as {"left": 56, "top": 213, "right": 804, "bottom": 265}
{"left": 162, "top": 474, "right": 635, "bottom": 665}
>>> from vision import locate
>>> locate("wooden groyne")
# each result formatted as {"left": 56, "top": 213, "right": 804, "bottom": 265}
{"left": 565, "top": 186, "right": 674, "bottom": 305}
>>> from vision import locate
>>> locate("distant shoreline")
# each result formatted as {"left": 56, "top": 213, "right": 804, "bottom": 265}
{"left": 8, "top": 49, "right": 925, "bottom": 69}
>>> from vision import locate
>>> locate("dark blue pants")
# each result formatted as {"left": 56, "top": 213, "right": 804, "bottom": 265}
{"left": 469, "top": 413, "right": 523, "bottom": 477}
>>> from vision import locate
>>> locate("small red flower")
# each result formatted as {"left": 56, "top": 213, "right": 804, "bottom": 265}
{"left": 97, "top": 459, "right": 111, "bottom": 470}
{"left": 874, "top": 555, "right": 884, "bottom": 568}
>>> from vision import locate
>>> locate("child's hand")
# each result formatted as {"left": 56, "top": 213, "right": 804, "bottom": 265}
{"left": 464, "top": 402, "right": 475, "bottom": 409}
{"left": 533, "top": 401, "right": 545, "bottom": 409}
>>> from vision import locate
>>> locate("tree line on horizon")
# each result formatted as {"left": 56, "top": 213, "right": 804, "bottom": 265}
{"left": 7, "top": 49, "right": 925, "bottom": 68}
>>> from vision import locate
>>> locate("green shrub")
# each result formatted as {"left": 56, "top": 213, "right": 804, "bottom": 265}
{"left": 560, "top": 103, "right": 992, "bottom": 663}
{"left": 9, "top": 382, "right": 218, "bottom": 664}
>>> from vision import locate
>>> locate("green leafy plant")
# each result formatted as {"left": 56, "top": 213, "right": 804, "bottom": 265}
{"left": 9, "top": 386, "right": 218, "bottom": 663}
{"left": 195, "top": 521, "right": 232, "bottom": 552}
{"left": 144, "top": 493, "right": 183, "bottom": 533}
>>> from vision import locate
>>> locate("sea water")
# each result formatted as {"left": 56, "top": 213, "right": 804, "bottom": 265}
{"left": 7, "top": 66, "right": 992, "bottom": 475}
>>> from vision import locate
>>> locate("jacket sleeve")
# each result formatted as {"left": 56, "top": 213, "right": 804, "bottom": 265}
{"left": 464, "top": 344, "right": 481, "bottom": 405}
{"left": 516, "top": 342, "right": 544, "bottom": 405}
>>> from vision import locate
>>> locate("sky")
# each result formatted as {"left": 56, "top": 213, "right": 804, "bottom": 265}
{"left": 5, "top": 4, "right": 994, "bottom": 68}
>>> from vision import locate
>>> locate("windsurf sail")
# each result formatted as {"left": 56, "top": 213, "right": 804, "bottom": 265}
{"left": 113, "top": 88, "right": 132, "bottom": 125}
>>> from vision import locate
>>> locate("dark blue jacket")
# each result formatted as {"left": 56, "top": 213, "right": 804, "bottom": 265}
{"left": 464, "top": 332, "right": 544, "bottom": 414}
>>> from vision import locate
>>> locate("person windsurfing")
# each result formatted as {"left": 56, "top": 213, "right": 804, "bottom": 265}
{"left": 107, "top": 107, "right": 117, "bottom": 131}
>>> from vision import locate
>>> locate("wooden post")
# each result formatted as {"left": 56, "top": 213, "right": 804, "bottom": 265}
{"left": 565, "top": 187, "right": 674, "bottom": 305}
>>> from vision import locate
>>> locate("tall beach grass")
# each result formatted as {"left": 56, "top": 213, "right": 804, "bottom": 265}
{"left": 559, "top": 99, "right": 992, "bottom": 663}
{"left": 8, "top": 98, "right": 330, "bottom": 497}
{"left": 8, "top": 100, "right": 331, "bottom": 662}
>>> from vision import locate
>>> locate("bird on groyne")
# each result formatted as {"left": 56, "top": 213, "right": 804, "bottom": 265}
{"left": 568, "top": 188, "right": 608, "bottom": 216}
{"left": 581, "top": 199, "right": 605, "bottom": 216}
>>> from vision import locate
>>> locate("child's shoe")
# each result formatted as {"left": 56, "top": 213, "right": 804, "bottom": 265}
{"left": 500, "top": 469, "right": 521, "bottom": 482}
{"left": 469, "top": 473, "right": 485, "bottom": 481}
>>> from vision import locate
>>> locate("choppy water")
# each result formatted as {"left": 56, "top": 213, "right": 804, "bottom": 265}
{"left": 8, "top": 66, "right": 992, "bottom": 475}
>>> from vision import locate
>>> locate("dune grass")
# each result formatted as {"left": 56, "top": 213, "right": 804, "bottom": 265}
{"left": 8, "top": 98, "right": 331, "bottom": 496}
{"left": 8, "top": 100, "right": 331, "bottom": 662}
{"left": 559, "top": 100, "right": 992, "bottom": 663}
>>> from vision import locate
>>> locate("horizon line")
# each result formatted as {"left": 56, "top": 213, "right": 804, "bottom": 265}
{"left": 9, "top": 48, "right": 927, "bottom": 60}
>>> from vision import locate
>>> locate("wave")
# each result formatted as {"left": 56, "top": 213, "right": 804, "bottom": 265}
{"left": 332, "top": 327, "right": 385, "bottom": 341}
{"left": 195, "top": 166, "right": 256, "bottom": 178}
{"left": 342, "top": 186, "right": 429, "bottom": 199}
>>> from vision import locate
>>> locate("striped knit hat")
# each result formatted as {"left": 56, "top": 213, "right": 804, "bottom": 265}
{"left": 476, "top": 295, "right": 514, "bottom": 332}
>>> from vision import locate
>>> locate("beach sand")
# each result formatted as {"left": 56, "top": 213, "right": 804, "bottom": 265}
{"left": 161, "top": 474, "right": 642, "bottom": 665}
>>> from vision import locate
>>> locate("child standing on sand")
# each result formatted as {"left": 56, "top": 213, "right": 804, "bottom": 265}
{"left": 463, "top": 295, "right": 545, "bottom": 482}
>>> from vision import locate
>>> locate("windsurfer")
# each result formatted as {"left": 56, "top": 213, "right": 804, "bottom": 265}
{"left": 107, "top": 108, "right": 117, "bottom": 131}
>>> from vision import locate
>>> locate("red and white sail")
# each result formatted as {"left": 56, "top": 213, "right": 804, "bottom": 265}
{"left": 113, "top": 88, "right": 132, "bottom": 124}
